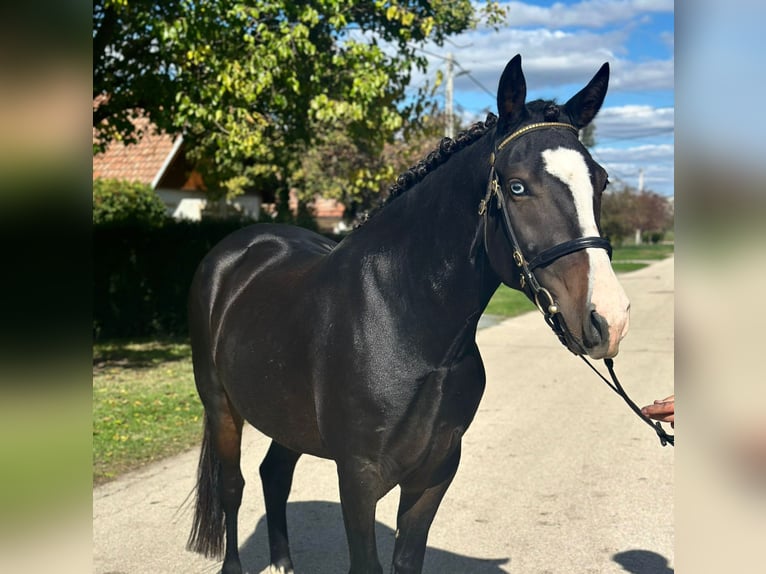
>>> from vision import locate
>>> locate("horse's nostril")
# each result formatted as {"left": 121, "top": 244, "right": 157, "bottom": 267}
{"left": 584, "top": 309, "right": 609, "bottom": 349}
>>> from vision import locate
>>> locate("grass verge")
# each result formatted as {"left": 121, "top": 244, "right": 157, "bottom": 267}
{"left": 611, "top": 243, "right": 674, "bottom": 261}
{"left": 93, "top": 339, "right": 201, "bottom": 485}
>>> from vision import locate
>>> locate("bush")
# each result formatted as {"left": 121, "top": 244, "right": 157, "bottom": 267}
{"left": 93, "top": 219, "right": 252, "bottom": 339}
{"left": 93, "top": 217, "right": 326, "bottom": 340}
{"left": 93, "top": 179, "right": 168, "bottom": 226}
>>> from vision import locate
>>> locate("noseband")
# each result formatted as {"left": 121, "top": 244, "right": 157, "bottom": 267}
{"left": 479, "top": 121, "right": 612, "bottom": 341}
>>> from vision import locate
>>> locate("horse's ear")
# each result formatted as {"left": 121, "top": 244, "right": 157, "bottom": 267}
{"left": 564, "top": 62, "right": 610, "bottom": 128}
{"left": 497, "top": 54, "right": 527, "bottom": 124}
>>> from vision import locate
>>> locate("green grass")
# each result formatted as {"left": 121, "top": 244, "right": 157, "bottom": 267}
{"left": 484, "top": 284, "right": 536, "bottom": 317}
{"left": 92, "top": 339, "right": 202, "bottom": 484}
{"left": 611, "top": 242, "right": 674, "bottom": 261}
{"left": 611, "top": 261, "right": 647, "bottom": 273}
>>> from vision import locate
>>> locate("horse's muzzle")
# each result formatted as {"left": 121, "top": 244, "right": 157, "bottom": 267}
{"left": 583, "top": 308, "right": 611, "bottom": 359}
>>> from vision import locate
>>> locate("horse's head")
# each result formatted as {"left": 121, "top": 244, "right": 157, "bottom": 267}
{"left": 484, "top": 54, "right": 630, "bottom": 359}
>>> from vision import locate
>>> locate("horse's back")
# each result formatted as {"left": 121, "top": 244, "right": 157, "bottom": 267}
{"left": 191, "top": 224, "right": 335, "bottom": 309}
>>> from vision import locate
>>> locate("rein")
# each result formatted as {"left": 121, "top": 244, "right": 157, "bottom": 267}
{"left": 480, "top": 121, "right": 674, "bottom": 448}
{"left": 580, "top": 357, "right": 674, "bottom": 446}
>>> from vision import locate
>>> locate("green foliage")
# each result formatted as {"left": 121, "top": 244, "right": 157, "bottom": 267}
{"left": 93, "top": 0, "right": 507, "bottom": 204}
{"left": 93, "top": 178, "right": 169, "bottom": 226}
{"left": 600, "top": 185, "right": 673, "bottom": 245}
{"left": 297, "top": 109, "right": 466, "bottom": 218}
{"left": 580, "top": 123, "right": 596, "bottom": 148}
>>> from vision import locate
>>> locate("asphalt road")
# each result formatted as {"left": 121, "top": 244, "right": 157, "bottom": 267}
{"left": 93, "top": 257, "right": 674, "bottom": 574}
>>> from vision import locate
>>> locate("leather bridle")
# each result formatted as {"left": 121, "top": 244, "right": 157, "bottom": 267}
{"left": 480, "top": 121, "right": 612, "bottom": 345}
{"left": 479, "top": 121, "right": 674, "bottom": 447}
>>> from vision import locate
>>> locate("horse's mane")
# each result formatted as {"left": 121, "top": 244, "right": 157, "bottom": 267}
{"left": 357, "top": 112, "right": 499, "bottom": 226}
{"left": 384, "top": 112, "right": 499, "bottom": 204}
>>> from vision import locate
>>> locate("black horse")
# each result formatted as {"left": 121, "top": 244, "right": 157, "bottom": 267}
{"left": 187, "top": 54, "right": 630, "bottom": 574}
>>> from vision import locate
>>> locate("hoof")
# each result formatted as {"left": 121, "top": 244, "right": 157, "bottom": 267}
{"left": 258, "top": 566, "right": 294, "bottom": 574}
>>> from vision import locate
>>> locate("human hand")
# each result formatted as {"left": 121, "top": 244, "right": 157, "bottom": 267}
{"left": 641, "top": 395, "right": 674, "bottom": 428}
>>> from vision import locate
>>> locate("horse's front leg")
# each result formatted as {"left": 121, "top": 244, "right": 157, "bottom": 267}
{"left": 337, "top": 458, "right": 388, "bottom": 574}
{"left": 390, "top": 445, "right": 461, "bottom": 574}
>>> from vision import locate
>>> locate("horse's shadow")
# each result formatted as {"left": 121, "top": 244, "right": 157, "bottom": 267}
{"left": 239, "top": 500, "right": 509, "bottom": 574}
{"left": 613, "top": 549, "right": 674, "bottom": 574}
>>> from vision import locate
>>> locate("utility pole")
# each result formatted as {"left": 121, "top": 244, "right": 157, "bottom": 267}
{"left": 635, "top": 168, "right": 645, "bottom": 245}
{"left": 445, "top": 52, "right": 454, "bottom": 139}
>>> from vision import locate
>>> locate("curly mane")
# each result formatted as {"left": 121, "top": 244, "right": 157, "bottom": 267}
{"left": 357, "top": 112, "right": 498, "bottom": 225}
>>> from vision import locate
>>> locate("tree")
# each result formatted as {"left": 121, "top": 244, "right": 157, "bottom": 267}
{"left": 297, "top": 105, "right": 452, "bottom": 221}
{"left": 580, "top": 123, "right": 596, "bottom": 148}
{"left": 600, "top": 185, "right": 673, "bottom": 245}
{"left": 93, "top": 0, "right": 506, "bottom": 212}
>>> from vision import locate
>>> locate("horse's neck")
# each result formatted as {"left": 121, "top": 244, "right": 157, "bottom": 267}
{"left": 348, "top": 136, "right": 500, "bottom": 325}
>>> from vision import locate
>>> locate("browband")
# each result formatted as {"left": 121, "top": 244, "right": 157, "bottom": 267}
{"left": 496, "top": 121, "right": 579, "bottom": 152}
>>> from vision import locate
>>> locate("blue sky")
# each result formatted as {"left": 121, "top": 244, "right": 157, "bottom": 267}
{"left": 411, "top": 0, "right": 675, "bottom": 196}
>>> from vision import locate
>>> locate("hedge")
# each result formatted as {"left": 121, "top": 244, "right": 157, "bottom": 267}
{"left": 93, "top": 179, "right": 168, "bottom": 226}
{"left": 93, "top": 218, "right": 345, "bottom": 340}
{"left": 94, "top": 219, "right": 256, "bottom": 340}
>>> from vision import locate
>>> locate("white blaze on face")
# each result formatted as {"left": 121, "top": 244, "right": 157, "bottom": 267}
{"left": 541, "top": 147, "right": 630, "bottom": 355}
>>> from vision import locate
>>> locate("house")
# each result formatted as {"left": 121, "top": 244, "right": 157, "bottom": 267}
{"left": 93, "top": 116, "right": 264, "bottom": 221}
{"left": 93, "top": 115, "right": 346, "bottom": 230}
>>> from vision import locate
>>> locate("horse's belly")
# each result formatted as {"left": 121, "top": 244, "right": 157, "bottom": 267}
{"left": 217, "top": 329, "right": 330, "bottom": 458}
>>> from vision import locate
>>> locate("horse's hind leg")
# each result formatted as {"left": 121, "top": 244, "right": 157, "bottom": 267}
{"left": 390, "top": 446, "right": 461, "bottom": 574}
{"left": 187, "top": 390, "right": 245, "bottom": 574}
{"left": 259, "top": 441, "right": 301, "bottom": 573}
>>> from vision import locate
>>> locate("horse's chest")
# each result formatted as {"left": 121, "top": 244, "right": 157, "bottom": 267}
{"left": 378, "top": 362, "right": 485, "bottom": 485}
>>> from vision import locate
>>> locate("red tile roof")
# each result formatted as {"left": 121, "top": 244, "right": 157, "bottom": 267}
{"left": 93, "top": 116, "right": 180, "bottom": 187}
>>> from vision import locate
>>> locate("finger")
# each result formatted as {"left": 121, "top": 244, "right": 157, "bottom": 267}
{"left": 641, "top": 407, "right": 675, "bottom": 424}
{"left": 642, "top": 403, "right": 674, "bottom": 416}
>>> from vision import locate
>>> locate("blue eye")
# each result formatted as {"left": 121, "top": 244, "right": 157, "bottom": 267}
{"left": 509, "top": 180, "right": 526, "bottom": 195}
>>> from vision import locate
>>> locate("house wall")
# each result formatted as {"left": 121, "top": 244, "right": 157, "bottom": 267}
{"left": 157, "top": 189, "right": 262, "bottom": 221}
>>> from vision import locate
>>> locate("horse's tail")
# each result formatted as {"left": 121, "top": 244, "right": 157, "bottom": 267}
{"left": 186, "top": 413, "right": 225, "bottom": 558}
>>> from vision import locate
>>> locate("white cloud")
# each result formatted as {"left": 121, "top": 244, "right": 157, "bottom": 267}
{"left": 595, "top": 143, "right": 674, "bottom": 195}
{"left": 595, "top": 105, "right": 674, "bottom": 140}
{"left": 416, "top": 26, "right": 671, "bottom": 98}
{"left": 609, "top": 59, "right": 674, "bottom": 91}
{"left": 593, "top": 106, "right": 674, "bottom": 195}
{"left": 435, "top": 26, "right": 623, "bottom": 82}
{"left": 495, "top": 0, "right": 673, "bottom": 29}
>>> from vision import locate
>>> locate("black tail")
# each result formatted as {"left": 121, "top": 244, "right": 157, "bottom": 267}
{"left": 186, "top": 414, "right": 225, "bottom": 558}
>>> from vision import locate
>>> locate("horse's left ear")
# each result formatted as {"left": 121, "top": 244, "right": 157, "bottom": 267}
{"left": 564, "top": 63, "right": 610, "bottom": 128}
{"left": 497, "top": 54, "right": 528, "bottom": 125}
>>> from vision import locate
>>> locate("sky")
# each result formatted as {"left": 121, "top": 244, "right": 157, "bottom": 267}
{"left": 411, "top": 0, "right": 675, "bottom": 196}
